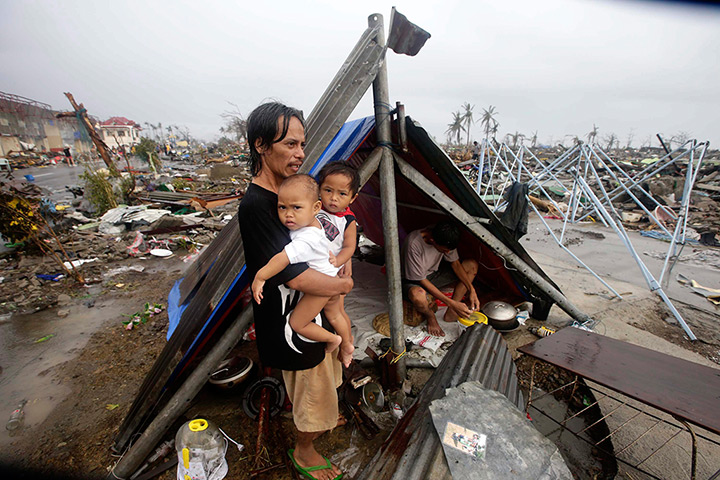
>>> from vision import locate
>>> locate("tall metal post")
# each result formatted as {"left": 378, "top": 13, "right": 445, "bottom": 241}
{"left": 368, "top": 13, "right": 406, "bottom": 381}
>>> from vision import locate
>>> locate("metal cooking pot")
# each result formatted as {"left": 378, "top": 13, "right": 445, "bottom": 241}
{"left": 209, "top": 356, "right": 254, "bottom": 389}
{"left": 481, "top": 301, "right": 519, "bottom": 331}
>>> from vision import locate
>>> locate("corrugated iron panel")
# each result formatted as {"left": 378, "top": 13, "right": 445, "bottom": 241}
{"left": 301, "top": 25, "right": 384, "bottom": 169}
{"left": 357, "top": 323, "right": 524, "bottom": 479}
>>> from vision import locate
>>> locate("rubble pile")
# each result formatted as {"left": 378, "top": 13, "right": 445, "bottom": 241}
{"left": 0, "top": 154, "right": 254, "bottom": 316}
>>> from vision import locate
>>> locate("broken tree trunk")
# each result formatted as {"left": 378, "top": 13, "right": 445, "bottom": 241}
{"left": 56, "top": 92, "right": 120, "bottom": 177}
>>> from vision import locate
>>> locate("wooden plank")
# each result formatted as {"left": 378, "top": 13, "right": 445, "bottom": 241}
{"left": 696, "top": 183, "right": 720, "bottom": 193}
{"left": 518, "top": 327, "right": 720, "bottom": 435}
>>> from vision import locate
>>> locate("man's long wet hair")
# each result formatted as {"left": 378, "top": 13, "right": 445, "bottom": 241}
{"left": 247, "top": 102, "right": 305, "bottom": 177}
{"left": 432, "top": 220, "right": 461, "bottom": 249}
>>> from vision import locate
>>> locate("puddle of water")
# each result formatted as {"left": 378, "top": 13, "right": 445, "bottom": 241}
{"left": 0, "top": 295, "right": 139, "bottom": 446}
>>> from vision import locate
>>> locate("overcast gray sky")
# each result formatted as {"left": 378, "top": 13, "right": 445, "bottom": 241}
{"left": 2, "top": 0, "right": 718, "bottom": 148}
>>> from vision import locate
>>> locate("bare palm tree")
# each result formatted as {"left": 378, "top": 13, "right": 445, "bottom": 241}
{"left": 221, "top": 102, "right": 248, "bottom": 143}
{"left": 671, "top": 131, "right": 691, "bottom": 148}
{"left": 566, "top": 135, "right": 582, "bottom": 147}
{"left": 480, "top": 105, "right": 499, "bottom": 140}
{"left": 625, "top": 129, "right": 635, "bottom": 149}
{"left": 604, "top": 133, "right": 618, "bottom": 150}
{"left": 529, "top": 131, "right": 538, "bottom": 148}
{"left": 445, "top": 111, "right": 465, "bottom": 145}
{"left": 586, "top": 124, "right": 599, "bottom": 144}
{"left": 508, "top": 131, "right": 524, "bottom": 149}
{"left": 490, "top": 120, "right": 500, "bottom": 141}
{"left": 461, "top": 103, "right": 474, "bottom": 146}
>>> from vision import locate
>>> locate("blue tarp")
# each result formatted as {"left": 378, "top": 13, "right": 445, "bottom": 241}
{"left": 308, "top": 116, "right": 375, "bottom": 176}
{"left": 166, "top": 279, "right": 187, "bottom": 340}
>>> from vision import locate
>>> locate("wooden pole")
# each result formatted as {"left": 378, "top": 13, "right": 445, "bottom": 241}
{"left": 57, "top": 92, "right": 120, "bottom": 177}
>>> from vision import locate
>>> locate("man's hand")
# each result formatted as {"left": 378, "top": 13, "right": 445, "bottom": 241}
{"left": 337, "top": 268, "right": 354, "bottom": 294}
{"left": 251, "top": 278, "right": 265, "bottom": 304}
{"left": 468, "top": 289, "right": 480, "bottom": 311}
{"left": 449, "top": 299, "right": 473, "bottom": 319}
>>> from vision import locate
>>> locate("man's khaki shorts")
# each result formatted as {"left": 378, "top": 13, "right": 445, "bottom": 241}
{"left": 282, "top": 351, "right": 342, "bottom": 433}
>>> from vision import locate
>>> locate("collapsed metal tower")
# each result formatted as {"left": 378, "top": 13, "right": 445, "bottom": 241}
{"left": 472, "top": 137, "right": 710, "bottom": 340}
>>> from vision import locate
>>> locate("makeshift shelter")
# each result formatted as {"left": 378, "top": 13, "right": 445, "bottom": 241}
{"left": 310, "top": 115, "right": 560, "bottom": 318}
{"left": 112, "top": 113, "right": 571, "bottom": 453}
{"left": 108, "top": 11, "right": 589, "bottom": 479}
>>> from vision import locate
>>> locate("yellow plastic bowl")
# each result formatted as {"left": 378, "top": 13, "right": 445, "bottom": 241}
{"left": 458, "top": 311, "right": 488, "bottom": 326}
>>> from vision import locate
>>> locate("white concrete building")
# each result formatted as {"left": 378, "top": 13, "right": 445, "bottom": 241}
{"left": 98, "top": 117, "right": 141, "bottom": 150}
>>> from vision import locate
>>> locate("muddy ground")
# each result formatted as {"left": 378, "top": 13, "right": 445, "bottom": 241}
{"left": 1, "top": 218, "right": 719, "bottom": 480}
{"left": 0, "top": 249, "right": 399, "bottom": 480}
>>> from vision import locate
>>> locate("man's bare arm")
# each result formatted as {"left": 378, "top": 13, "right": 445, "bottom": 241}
{"left": 419, "top": 278, "right": 473, "bottom": 318}
{"left": 452, "top": 260, "right": 478, "bottom": 294}
{"left": 286, "top": 268, "right": 353, "bottom": 296}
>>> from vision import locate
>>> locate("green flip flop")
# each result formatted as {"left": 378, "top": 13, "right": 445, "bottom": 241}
{"left": 288, "top": 448, "right": 343, "bottom": 480}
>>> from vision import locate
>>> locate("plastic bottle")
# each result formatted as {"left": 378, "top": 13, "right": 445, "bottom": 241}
{"left": 6, "top": 400, "right": 27, "bottom": 431}
{"left": 528, "top": 326, "right": 556, "bottom": 337}
{"left": 175, "top": 418, "right": 228, "bottom": 480}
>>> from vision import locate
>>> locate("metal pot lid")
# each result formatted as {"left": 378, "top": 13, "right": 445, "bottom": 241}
{"left": 362, "top": 382, "right": 385, "bottom": 412}
{"left": 481, "top": 301, "right": 517, "bottom": 321}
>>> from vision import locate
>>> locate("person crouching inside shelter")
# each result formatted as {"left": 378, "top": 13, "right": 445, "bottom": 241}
{"left": 251, "top": 174, "right": 355, "bottom": 368}
{"left": 237, "top": 102, "right": 350, "bottom": 480}
{"left": 401, "top": 221, "right": 480, "bottom": 337}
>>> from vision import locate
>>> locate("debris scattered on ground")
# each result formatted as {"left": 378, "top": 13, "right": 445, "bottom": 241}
{"left": 0, "top": 151, "right": 250, "bottom": 316}
{"left": 122, "top": 302, "right": 165, "bottom": 330}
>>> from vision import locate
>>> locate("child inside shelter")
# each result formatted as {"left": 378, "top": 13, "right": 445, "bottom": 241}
{"left": 251, "top": 167, "right": 359, "bottom": 367}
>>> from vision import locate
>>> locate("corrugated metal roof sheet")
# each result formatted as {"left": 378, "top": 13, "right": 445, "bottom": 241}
{"left": 357, "top": 323, "right": 524, "bottom": 479}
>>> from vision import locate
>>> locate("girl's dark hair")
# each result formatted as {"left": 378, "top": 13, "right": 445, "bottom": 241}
{"left": 247, "top": 102, "right": 305, "bottom": 176}
{"left": 316, "top": 161, "right": 360, "bottom": 196}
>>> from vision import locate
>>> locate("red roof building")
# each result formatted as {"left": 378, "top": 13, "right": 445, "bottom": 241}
{"left": 98, "top": 116, "right": 142, "bottom": 149}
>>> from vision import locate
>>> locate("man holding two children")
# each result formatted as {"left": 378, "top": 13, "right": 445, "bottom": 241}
{"left": 238, "top": 102, "right": 356, "bottom": 480}
{"left": 238, "top": 102, "right": 479, "bottom": 479}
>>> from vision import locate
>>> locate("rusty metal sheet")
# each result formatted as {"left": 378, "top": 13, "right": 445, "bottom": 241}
{"left": 357, "top": 323, "right": 524, "bottom": 480}
{"left": 518, "top": 327, "right": 720, "bottom": 436}
{"left": 301, "top": 25, "right": 384, "bottom": 168}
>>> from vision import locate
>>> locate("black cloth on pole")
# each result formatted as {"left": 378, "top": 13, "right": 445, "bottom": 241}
{"left": 499, "top": 182, "right": 529, "bottom": 241}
